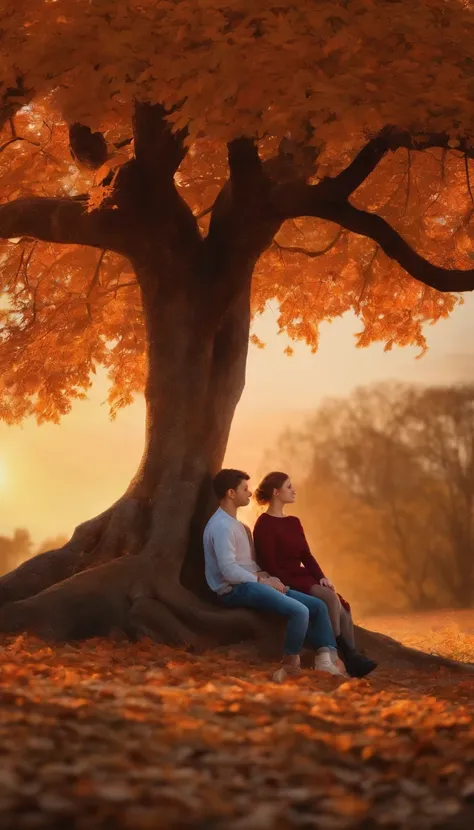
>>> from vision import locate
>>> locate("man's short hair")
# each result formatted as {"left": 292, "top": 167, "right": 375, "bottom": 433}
{"left": 213, "top": 469, "right": 250, "bottom": 500}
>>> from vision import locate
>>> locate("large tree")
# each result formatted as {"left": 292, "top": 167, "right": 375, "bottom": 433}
{"left": 2, "top": 0, "right": 474, "bottom": 660}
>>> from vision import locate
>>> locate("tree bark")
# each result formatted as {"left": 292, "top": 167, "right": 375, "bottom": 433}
{"left": 0, "top": 249, "right": 264, "bottom": 647}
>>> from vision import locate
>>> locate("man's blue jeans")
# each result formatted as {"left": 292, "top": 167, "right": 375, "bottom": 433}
{"left": 220, "top": 582, "right": 337, "bottom": 655}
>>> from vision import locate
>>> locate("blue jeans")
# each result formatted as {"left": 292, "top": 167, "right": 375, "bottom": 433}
{"left": 220, "top": 582, "right": 337, "bottom": 656}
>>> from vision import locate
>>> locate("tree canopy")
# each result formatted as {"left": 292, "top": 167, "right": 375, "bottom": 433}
{"left": 2, "top": 0, "right": 474, "bottom": 425}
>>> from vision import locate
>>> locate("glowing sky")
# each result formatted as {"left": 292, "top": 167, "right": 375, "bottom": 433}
{"left": 1, "top": 300, "right": 473, "bottom": 543}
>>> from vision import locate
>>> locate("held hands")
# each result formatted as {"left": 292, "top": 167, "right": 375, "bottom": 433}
{"left": 258, "top": 575, "right": 288, "bottom": 593}
{"left": 320, "top": 577, "right": 335, "bottom": 591}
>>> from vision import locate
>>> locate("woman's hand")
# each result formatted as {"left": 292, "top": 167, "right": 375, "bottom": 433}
{"left": 258, "top": 575, "right": 287, "bottom": 593}
{"left": 320, "top": 577, "right": 335, "bottom": 591}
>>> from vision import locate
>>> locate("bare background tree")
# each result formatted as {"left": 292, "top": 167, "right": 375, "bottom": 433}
{"left": 264, "top": 383, "right": 474, "bottom": 616}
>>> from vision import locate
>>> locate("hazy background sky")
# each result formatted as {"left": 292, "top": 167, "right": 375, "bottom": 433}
{"left": 1, "top": 297, "right": 473, "bottom": 544}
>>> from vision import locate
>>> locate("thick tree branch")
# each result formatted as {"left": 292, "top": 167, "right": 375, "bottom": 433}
{"left": 330, "top": 203, "right": 474, "bottom": 293}
{"left": 326, "top": 127, "right": 474, "bottom": 200}
{"left": 127, "top": 101, "right": 202, "bottom": 261}
{"left": 268, "top": 126, "right": 474, "bottom": 292}
{"left": 0, "top": 197, "right": 130, "bottom": 254}
{"left": 227, "top": 137, "right": 265, "bottom": 201}
{"left": 132, "top": 101, "right": 188, "bottom": 180}
{"left": 207, "top": 138, "right": 276, "bottom": 265}
{"left": 202, "top": 138, "right": 277, "bottom": 321}
{"left": 275, "top": 188, "right": 474, "bottom": 293}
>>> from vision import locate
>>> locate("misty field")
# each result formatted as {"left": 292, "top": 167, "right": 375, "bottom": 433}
{"left": 0, "top": 611, "right": 473, "bottom": 830}
{"left": 360, "top": 609, "right": 474, "bottom": 665}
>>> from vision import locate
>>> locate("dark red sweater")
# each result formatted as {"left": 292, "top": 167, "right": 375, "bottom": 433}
{"left": 253, "top": 513, "right": 350, "bottom": 610}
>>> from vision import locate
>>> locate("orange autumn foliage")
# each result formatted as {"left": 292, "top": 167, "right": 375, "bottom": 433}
{"left": 2, "top": 2, "right": 474, "bottom": 423}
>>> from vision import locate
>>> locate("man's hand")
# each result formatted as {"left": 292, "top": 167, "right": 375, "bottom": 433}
{"left": 320, "top": 577, "right": 335, "bottom": 591}
{"left": 258, "top": 575, "right": 288, "bottom": 593}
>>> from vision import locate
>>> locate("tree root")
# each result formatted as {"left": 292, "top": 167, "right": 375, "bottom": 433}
{"left": 0, "top": 556, "right": 139, "bottom": 641}
{"left": 128, "top": 597, "right": 204, "bottom": 649}
{"left": 0, "top": 554, "right": 259, "bottom": 647}
{"left": 91, "top": 498, "right": 148, "bottom": 562}
{"left": 0, "top": 498, "right": 148, "bottom": 607}
{"left": 354, "top": 625, "right": 474, "bottom": 673}
{"left": 0, "top": 554, "right": 472, "bottom": 675}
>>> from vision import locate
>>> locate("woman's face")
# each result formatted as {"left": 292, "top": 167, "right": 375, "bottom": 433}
{"left": 276, "top": 477, "right": 296, "bottom": 504}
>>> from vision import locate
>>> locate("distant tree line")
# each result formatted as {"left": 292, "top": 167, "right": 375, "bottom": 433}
{"left": 266, "top": 383, "right": 474, "bottom": 615}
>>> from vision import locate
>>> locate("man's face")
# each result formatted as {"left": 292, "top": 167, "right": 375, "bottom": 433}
{"left": 231, "top": 478, "right": 252, "bottom": 508}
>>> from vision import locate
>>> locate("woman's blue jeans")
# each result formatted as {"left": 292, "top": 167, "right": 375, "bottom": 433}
{"left": 220, "top": 582, "right": 337, "bottom": 656}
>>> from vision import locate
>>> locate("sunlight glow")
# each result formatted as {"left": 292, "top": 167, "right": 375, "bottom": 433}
{"left": 0, "top": 460, "right": 7, "bottom": 490}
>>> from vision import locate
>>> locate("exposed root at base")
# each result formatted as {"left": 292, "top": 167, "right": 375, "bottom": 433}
{"left": 0, "top": 555, "right": 472, "bottom": 675}
{"left": 355, "top": 625, "right": 474, "bottom": 673}
{"left": 0, "top": 554, "right": 259, "bottom": 650}
{"left": 0, "top": 498, "right": 148, "bottom": 608}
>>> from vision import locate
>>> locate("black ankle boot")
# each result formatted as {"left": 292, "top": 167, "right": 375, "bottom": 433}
{"left": 336, "top": 635, "right": 378, "bottom": 678}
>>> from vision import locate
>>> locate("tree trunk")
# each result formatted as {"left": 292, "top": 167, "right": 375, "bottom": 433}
{"left": 0, "top": 252, "right": 268, "bottom": 647}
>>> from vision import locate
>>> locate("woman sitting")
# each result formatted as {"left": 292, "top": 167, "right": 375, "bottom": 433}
{"left": 253, "top": 471, "right": 377, "bottom": 678}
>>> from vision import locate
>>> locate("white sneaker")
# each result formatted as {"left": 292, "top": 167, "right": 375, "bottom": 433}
{"left": 314, "top": 654, "right": 345, "bottom": 676}
{"left": 272, "top": 657, "right": 301, "bottom": 683}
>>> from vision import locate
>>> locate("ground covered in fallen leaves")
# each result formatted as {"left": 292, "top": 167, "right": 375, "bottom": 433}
{"left": 1, "top": 616, "right": 474, "bottom": 830}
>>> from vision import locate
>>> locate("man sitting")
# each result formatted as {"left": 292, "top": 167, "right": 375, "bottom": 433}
{"left": 203, "top": 468, "right": 344, "bottom": 681}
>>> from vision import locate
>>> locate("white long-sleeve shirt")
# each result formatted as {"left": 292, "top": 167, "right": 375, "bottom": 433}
{"left": 203, "top": 508, "right": 259, "bottom": 595}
